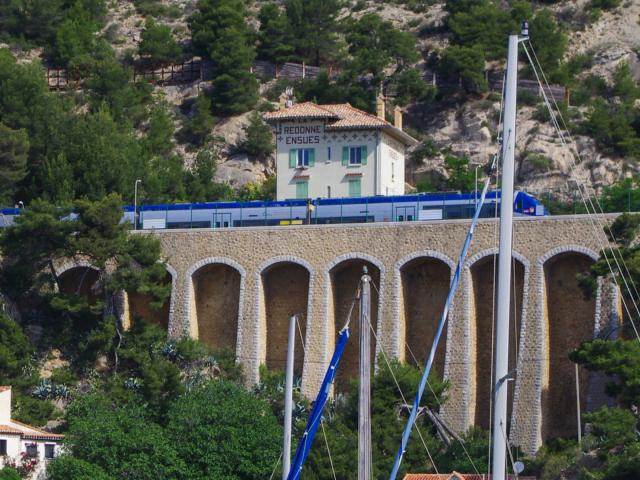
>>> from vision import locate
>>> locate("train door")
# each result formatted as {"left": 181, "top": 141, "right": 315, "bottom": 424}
{"left": 213, "top": 212, "right": 232, "bottom": 228}
{"left": 394, "top": 206, "right": 415, "bottom": 222}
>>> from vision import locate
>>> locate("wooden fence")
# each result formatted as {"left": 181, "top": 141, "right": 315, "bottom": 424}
{"left": 45, "top": 59, "right": 566, "bottom": 102}
{"left": 133, "top": 58, "right": 203, "bottom": 85}
{"left": 385, "top": 69, "right": 567, "bottom": 102}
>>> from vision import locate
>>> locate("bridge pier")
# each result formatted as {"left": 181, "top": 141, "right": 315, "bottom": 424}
{"left": 131, "top": 215, "right": 620, "bottom": 455}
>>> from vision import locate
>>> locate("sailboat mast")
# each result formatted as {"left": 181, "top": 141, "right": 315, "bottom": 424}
{"left": 492, "top": 32, "right": 520, "bottom": 480}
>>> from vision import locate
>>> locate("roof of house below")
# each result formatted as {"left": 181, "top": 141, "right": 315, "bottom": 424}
{"left": 0, "top": 420, "right": 64, "bottom": 441}
{"left": 403, "top": 474, "right": 536, "bottom": 480}
{"left": 263, "top": 102, "right": 418, "bottom": 146}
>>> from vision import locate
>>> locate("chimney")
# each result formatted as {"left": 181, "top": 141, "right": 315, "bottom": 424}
{"left": 279, "top": 91, "right": 288, "bottom": 110}
{"left": 0, "top": 386, "right": 11, "bottom": 423}
{"left": 394, "top": 105, "right": 403, "bottom": 131}
{"left": 376, "top": 91, "right": 385, "bottom": 120}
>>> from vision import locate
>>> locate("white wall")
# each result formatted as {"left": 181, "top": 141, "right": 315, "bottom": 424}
{"left": 379, "top": 133, "right": 406, "bottom": 197}
{"left": 0, "top": 388, "right": 11, "bottom": 424}
{"left": 276, "top": 121, "right": 406, "bottom": 200}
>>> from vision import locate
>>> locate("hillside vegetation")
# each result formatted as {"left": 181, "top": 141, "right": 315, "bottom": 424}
{"left": 0, "top": 0, "right": 638, "bottom": 208}
{"left": 0, "top": 2, "right": 640, "bottom": 479}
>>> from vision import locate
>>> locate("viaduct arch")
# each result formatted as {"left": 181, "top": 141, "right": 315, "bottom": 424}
{"left": 133, "top": 215, "right": 620, "bottom": 454}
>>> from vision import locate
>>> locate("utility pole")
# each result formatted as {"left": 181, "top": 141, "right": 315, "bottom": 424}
{"left": 283, "top": 315, "right": 297, "bottom": 479}
{"left": 358, "top": 267, "right": 372, "bottom": 480}
{"left": 492, "top": 27, "right": 525, "bottom": 480}
{"left": 134, "top": 179, "right": 142, "bottom": 230}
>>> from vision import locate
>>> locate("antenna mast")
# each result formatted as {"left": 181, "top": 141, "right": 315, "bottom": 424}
{"left": 492, "top": 24, "right": 527, "bottom": 480}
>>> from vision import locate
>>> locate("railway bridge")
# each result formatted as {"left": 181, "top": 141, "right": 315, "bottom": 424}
{"left": 56, "top": 214, "right": 622, "bottom": 454}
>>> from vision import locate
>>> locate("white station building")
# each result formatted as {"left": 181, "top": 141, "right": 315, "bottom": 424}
{"left": 264, "top": 95, "right": 418, "bottom": 201}
{"left": 0, "top": 386, "right": 63, "bottom": 474}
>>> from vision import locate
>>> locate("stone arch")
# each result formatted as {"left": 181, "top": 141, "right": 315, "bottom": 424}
{"left": 394, "top": 251, "right": 455, "bottom": 378}
{"left": 184, "top": 257, "right": 246, "bottom": 358}
{"left": 465, "top": 248, "right": 530, "bottom": 430}
{"left": 255, "top": 256, "right": 314, "bottom": 376}
{"left": 125, "top": 263, "right": 177, "bottom": 334}
{"left": 53, "top": 259, "right": 101, "bottom": 303}
{"left": 324, "top": 252, "right": 385, "bottom": 391}
{"left": 538, "top": 245, "right": 599, "bottom": 441}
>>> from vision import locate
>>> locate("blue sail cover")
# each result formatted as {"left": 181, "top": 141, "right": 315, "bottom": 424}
{"left": 286, "top": 327, "right": 350, "bottom": 480}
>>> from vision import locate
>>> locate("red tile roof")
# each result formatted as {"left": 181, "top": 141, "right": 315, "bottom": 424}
{"left": 403, "top": 474, "right": 535, "bottom": 480}
{"left": 263, "top": 102, "right": 418, "bottom": 145}
{"left": 0, "top": 386, "right": 11, "bottom": 392}
{"left": 6, "top": 420, "right": 64, "bottom": 441}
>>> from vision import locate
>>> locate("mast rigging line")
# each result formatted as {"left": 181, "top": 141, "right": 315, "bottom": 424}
{"left": 286, "top": 280, "right": 362, "bottom": 480}
{"left": 522, "top": 41, "right": 640, "bottom": 343}
{"left": 389, "top": 152, "right": 498, "bottom": 480}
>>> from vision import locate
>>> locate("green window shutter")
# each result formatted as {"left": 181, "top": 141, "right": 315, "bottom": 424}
{"left": 289, "top": 149, "right": 297, "bottom": 168}
{"left": 361, "top": 145, "right": 368, "bottom": 165}
{"left": 296, "top": 181, "right": 308, "bottom": 199}
{"left": 342, "top": 146, "right": 349, "bottom": 166}
{"left": 309, "top": 148, "right": 315, "bottom": 167}
{"left": 349, "top": 179, "right": 361, "bottom": 197}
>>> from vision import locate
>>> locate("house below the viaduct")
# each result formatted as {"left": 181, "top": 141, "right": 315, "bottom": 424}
{"left": 54, "top": 214, "right": 623, "bottom": 455}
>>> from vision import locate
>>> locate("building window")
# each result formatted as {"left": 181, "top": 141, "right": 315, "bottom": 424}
{"left": 348, "top": 178, "right": 361, "bottom": 198}
{"left": 342, "top": 146, "right": 368, "bottom": 166}
{"left": 289, "top": 148, "right": 315, "bottom": 168}
{"left": 327, "top": 146, "right": 331, "bottom": 161}
{"left": 0, "top": 439, "right": 6, "bottom": 455}
{"left": 26, "top": 443, "right": 38, "bottom": 458}
{"left": 391, "top": 162, "right": 395, "bottom": 182}
{"left": 296, "top": 181, "right": 308, "bottom": 199}
{"left": 45, "top": 444, "right": 55, "bottom": 459}
{"left": 327, "top": 186, "right": 331, "bottom": 198}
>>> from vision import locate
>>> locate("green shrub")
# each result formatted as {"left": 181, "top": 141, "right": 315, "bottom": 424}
{"left": 0, "top": 468, "right": 20, "bottom": 480}
{"left": 241, "top": 111, "right": 274, "bottom": 158}
{"left": 589, "top": 0, "right": 621, "bottom": 10}
{"left": 138, "top": 19, "right": 182, "bottom": 66}
{"left": 526, "top": 153, "right": 553, "bottom": 172}
{"left": 48, "top": 457, "right": 111, "bottom": 480}
{"left": 438, "top": 45, "right": 488, "bottom": 93}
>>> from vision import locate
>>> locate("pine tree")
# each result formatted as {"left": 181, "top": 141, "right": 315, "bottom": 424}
{"left": 0, "top": 122, "right": 28, "bottom": 205}
{"left": 257, "top": 3, "right": 295, "bottom": 63}
{"left": 285, "top": 0, "right": 342, "bottom": 65}
{"left": 190, "top": 0, "right": 259, "bottom": 114}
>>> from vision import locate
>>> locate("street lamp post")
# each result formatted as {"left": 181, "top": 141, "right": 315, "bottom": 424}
{"left": 134, "top": 179, "right": 142, "bottom": 230}
{"left": 470, "top": 163, "right": 482, "bottom": 209}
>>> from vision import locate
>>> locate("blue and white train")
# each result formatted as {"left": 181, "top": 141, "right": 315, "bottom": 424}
{"left": 0, "top": 191, "right": 546, "bottom": 230}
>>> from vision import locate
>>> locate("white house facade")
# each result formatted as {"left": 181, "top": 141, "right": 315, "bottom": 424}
{"left": 264, "top": 98, "right": 417, "bottom": 201}
{"left": 0, "top": 386, "right": 63, "bottom": 476}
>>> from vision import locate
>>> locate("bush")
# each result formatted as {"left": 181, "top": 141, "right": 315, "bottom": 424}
{"left": 526, "top": 153, "right": 553, "bottom": 172}
{"left": 394, "top": 68, "right": 436, "bottom": 106}
{"left": 588, "top": 0, "right": 621, "bottom": 10}
{"left": 47, "top": 457, "right": 111, "bottom": 480}
{"left": 139, "top": 19, "right": 182, "bottom": 66}
{"left": 241, "top": 112, "right": 274, "bottom": 158}
{"left": 166, "top": 380, "right": 282, "bottom": 479}
{"left": 438, "top": 45, "right": 487, "bottom": 93}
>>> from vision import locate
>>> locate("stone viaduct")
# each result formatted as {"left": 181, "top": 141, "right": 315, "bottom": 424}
{"left": 55, "top": 215, "right": 622, "bottom": 454}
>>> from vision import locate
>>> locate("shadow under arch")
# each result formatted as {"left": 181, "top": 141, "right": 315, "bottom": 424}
{"left": 540, "top": 247, "right": 598, "bottom": 441}
{"left": 257, "top": 256, "right": 313, "bottom": 375}
{"left": 467, "top": 249, "right": 528, "bottom": 430}
{"left": 326, "top": 253, "right": 384, "bottom": 392}
{"left": 396, "top": 252, "right": 455, "bottom": 378}
{"left": 185, "top": 257, "right": 245, "bottom": 356}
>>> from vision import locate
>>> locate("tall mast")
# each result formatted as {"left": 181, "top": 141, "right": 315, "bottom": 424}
{"left": 358, "top": 268, "right": 372, "bottom": 480}
{"left": 283, "top": 315, "right": 297, "bottom": 479}
{"left": 492, "top": 31, "right": 521, "bottom": 480}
